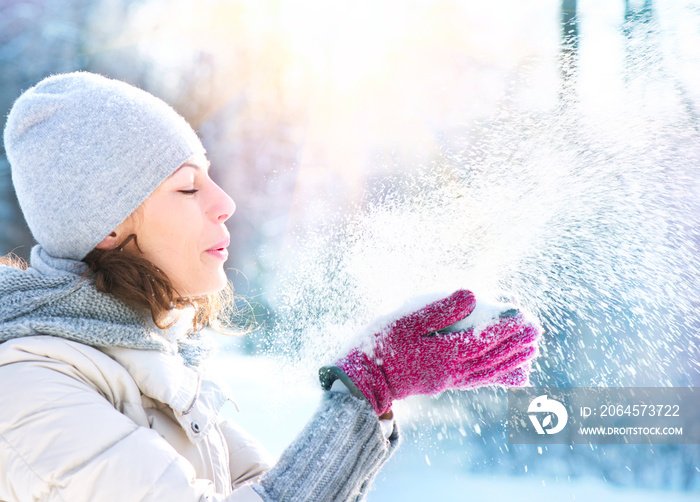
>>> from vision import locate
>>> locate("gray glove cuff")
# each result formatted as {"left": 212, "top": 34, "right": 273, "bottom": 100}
{"left": 319, "top": 365, "right": 368, "bottom": 402}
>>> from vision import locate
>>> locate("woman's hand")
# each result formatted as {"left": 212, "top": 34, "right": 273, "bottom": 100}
{"left": 320, "top": 289, "right": 542, "bottom": 416}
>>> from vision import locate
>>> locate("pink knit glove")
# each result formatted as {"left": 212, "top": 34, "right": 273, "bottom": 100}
{"left": 319, "top": 290, "right": 542, "bottom": 415}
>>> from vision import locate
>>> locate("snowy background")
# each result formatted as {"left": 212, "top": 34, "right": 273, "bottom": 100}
{"left": 1, "top": 0, "right": 699, "bottom": 499}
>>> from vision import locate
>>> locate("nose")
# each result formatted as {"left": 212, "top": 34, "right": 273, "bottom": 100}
{"left": 209, "top": 181, "right": 236, "bottom": 223}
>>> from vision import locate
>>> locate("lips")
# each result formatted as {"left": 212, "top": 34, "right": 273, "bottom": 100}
{"left": 205, "top": 236, "right": 230, "bottom": 261}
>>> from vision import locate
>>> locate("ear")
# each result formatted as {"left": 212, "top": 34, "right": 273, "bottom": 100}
{"left": 96, "top": 216, "right": 135, "bottom": 251}
{"left": 95, "top": 231, "right": 121, "bottom": 250}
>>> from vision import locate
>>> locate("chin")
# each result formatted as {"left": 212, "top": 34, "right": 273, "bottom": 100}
{"left": 179, "top": 273, "right": 228, "bottom": 298}
{"left": 199, "top": 274, "right": 229, "bottom": 297}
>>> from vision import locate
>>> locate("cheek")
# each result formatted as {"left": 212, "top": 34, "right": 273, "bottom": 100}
{"left": 137, "top": 207, "right": 200, "bottom": 264}
{"left": 140, "top": 233, "right": 202, "bottom": 294}
{"left": 134, "top": 197, "right": 219, "bottom": 294}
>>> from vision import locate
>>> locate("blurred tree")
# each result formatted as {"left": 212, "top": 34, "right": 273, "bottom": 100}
{"left": 560, "top": 0, "right": 578, "bottom": 100}
{"left": 623, "top": 0, "right": 699, "bottom": 132}
{"left": 624, "top": 0, "right": 653, "bottom": 24}
{"left": 0, "top": 0, "right": 100, "bottom": 259}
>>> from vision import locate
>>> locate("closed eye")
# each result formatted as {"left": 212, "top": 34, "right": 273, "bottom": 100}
{"left": 179, "top": 189, "right": 198, "bottom": 195}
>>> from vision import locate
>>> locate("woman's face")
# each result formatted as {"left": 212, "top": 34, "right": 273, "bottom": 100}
{"left": 105, "top": 154, "right": 235, "bottom": 297}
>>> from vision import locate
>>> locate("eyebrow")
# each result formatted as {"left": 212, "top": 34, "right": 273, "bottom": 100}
{"left": 171, "top": 160, "right": 211, "bottom": 177}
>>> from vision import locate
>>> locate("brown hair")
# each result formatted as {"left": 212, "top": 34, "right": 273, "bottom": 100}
{"left": 0, "top": 252, "right": 28, "bottom": 270}
{"left": 81, "top": 234, "right": 235, "bottom": 331}
{"left": 0, "top": 239, "right": 237, "bottom": 332}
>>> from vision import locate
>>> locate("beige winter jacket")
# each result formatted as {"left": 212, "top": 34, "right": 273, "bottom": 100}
{"left": 0, "top": 335, "right": 273, "bottom": 501}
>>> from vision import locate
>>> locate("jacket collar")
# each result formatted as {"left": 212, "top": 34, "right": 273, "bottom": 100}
{"left": 103, "top": 345, "right": 235, "bottom": 443}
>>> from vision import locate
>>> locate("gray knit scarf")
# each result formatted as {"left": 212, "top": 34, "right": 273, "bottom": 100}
{"left": 0, "top": 245, "right": 211, "bottom": 367}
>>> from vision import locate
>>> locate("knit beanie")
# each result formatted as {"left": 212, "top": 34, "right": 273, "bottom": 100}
{"left": 3, "top": 72, "right": 206, "bottom": 260}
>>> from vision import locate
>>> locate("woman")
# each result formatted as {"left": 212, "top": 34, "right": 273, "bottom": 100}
{"left": 0, "top": 72, "right": 541, "bottom": 501}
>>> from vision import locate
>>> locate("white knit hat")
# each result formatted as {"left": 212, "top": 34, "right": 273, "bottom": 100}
{"left": 4, "top": 72, "right": 206, "bottom": 260}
